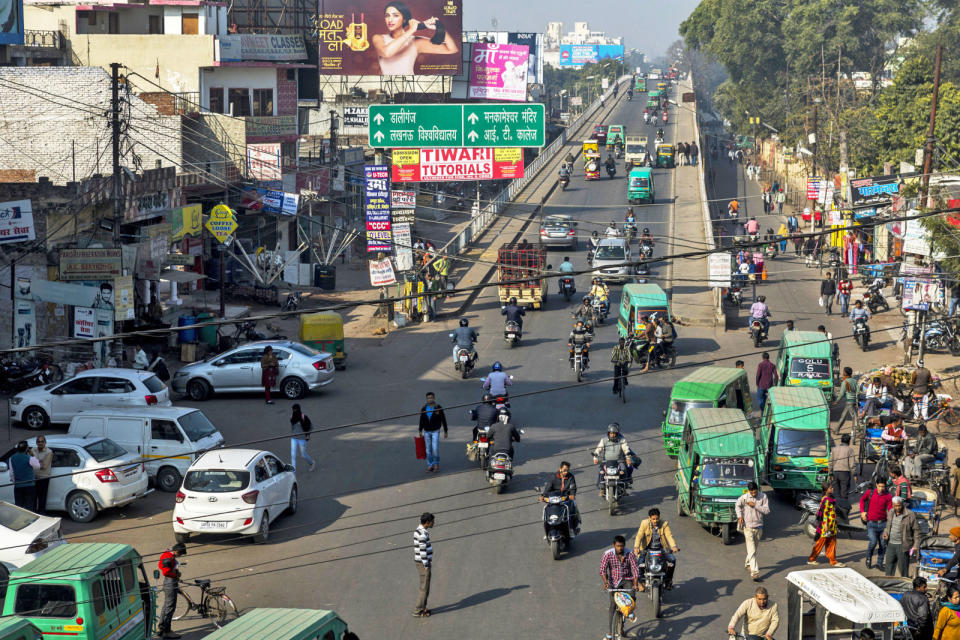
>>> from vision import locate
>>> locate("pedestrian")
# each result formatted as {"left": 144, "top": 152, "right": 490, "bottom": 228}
{"left": 902, "top": 577, "right": 934, "bottom": 640}
{"left": 157, "top": 542, "right": 187, "bottom": 639}
{"left": 777, "top": 189, "right": 786, "bottom": 216}
{"left": 685, "top": 142, "right": 693, "bottom": 165}
{"left": 777, "top": 222, "right": 789, "bottom": 253}
{"left": 912, "top": 360, "right": 933, "bottom": 422}
{"left": 952, "top": 459, "right": 960, "bottom": 517}
{"left": 837, "top": 273, "right": 853, "bottom": 315}
{"left": 787, "top": 211, "right": 799, "bottom": 233}
{"left": 418, "top": 392, "right": 448, "bottom": 473}
{"left": 433, "top": 254, "right": 450, "bottom": 294}
{"left": 755, "top": 352, "right": 778, "bottom": 412}
{"left": 808, "top": 482, "right": 843, "bottom": 566}
{"left": 601, "top": 535, "right": 640, "bottom": 639}
{"left": 727, "top": 587, "right": 779, "bottom": 640}
{"left": 690, "top": 142, "right": 699, "bottom": 165}
{"left": 860, "top": 478, "right": 894, "bottom": 569}
{"left": 735, "top": 360, "right": 745, "bottom": 369}
{"left": 423, "top": 272, "right": 439, "bottom": 321}
{"left": 820, "top": 271, "right": 837, "bottom": 315}
{"left": 133, "top": 344, "right": 150, "bottom": 370}
{"left": 935, "top": 585, "right": 960, "bottom": 640}
{"left": 260, "top": 345, "right": 279, "bottom": 405}
{"left": 8, "top": 440, "right": 38, "bottom": 510}
{"left": 677, "top": 142, "right": 686, "bottom": 166}
{"left": 829, "top": 433, "right": 856, "bottom": 498}
{"left": 413, "top": 512, "right": 435, "bottom": 617}
{"left": 882, "top": 495, "right": 921, "bottom": 577}
{"left": 951, "top": 280, "right": 960, "bottom": 317}
{"left": 32, "top": 436, "right": 52, "bottom": 513}
{"left": 289, "top": 404, "right": 316, "bottom": 472}
{"left": 762, "top": 190, "right": 771, "bottom": 215}
{"left": 835, "top": 368, "right": 859, "bottom": 433}
{"left": 735, "top": 481, "right": 769, "bottom": 581}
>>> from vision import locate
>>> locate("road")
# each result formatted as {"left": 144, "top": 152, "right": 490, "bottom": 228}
{"left": 1, "top": 90, "right": 828, "bottom": 640}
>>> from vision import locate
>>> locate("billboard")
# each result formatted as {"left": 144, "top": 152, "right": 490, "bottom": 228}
{"left": 218, "top": 34, "right": 307, "bottom": 62}
{"left": 316, "top": 0, "right": 462, "bottom": 76}
{"left": 391, "top": 148, "right": 524, "bottom": 182}
{"left": 507, "top": 32, "right": 543, "bottom": 84}
{"left": 247, "top": 144, "right": 282, "bottom": 182}
{"left": 364, "top": 165, "right": 392, "bottom": 253}
{"left": 849, "top": 174, "right": 901, "bottom": 208}
{"left": 558, "top": 44, "right": 624, "bottom": 67}
{"left": 0, "top": 0, "right": 23, "bottom": 45}
{"left": 468, "top": 43, "right": 529, "bottom": 101}
{"left": 0, "top": 199, "right": 35, "bottom": 244}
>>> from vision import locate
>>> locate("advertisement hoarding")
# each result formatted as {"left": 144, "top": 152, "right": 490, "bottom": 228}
{"left": 391, "top": 148, "right": 524, "bottom": 182}
{"left": 368, "top": 258, "right": 397, "bottom": 286}
{"left": 364, "top": 165, "right": 392, "bottom": 253}
{"left": 557, "top": 44, "right": 624, "bottom": 67}
{"left": 241, "top": 188, "right": 299, "bottom": 215}
{"left": 468, "top": 43, "right": 529, "bottom": 101}
{"left": 74, "top": 307, "right": 96, "bottom": 339}
{"left": 343, "top": 106, "right": 368, "bottom": 128}
{"left": 0, "top": 0, "right": 23, "bottom": 45}
{"left": 393, "top": 223, "right": 414, "bottom": 271}
{"left": 218, "top": 34, "right": 307, "bottom": 61}
{"left": 316, "top": 0, "right": 462, "bottom": 76}
{"left": 849, "top": 174, "right": 901, "bottom": 208}
{"left": 0, "top": 199, "right": 35, "bottom": 244}
{"left": 247, "top": 144, "right": 282, "bottom": 181}
{"left": 507, "top": 32, "right": 542, "bottom": 84}
{"left": 59, "top": 249, "right": 123, "bottom": 281}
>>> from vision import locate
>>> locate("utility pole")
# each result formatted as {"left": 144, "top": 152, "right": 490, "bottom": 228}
{"left": 920, "top": 44, "right": 943, "bottom": 208}
{"left": 329, "top": 110, "right": 339, "bottom": 165}
{"left": 110, "top": 62, "right": 122, "bottom": 245}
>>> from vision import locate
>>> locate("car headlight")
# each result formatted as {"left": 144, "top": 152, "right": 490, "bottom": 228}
{"left": 10, "top": 397, "right": 22, "bottom": 405}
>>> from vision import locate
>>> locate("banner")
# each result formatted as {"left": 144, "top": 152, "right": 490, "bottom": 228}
{"left": 806, "top": 177, "right": 821, "bottom": 200}
{"left": 343, "top": 107, "right": 368, "bottom": 128}
{"left": 391, "top": 190, "right": 417, "bottom": 209}
{"left": 0, "top": 199, "right": 36, "bottom": 245}
{"left": 849, "top": 175, "right": 901, "bottom": 207}
{"left": 13, "top": 300, "right": 35, "bottom": 348}
{"left": 393, "top": 223, "right": 414, "bottom": 271}
{"left": 392, "top": 148, "right": 524, "bottom": 182}
{"left": 114, "top": 275, "right": 134, "bottom": 322}
{"left": 558, "top": 44, "right": 624, "bottom": 67}
{"left": 60, "top": 248, "right": 122, "bottom": 281}
{"left": 316, "top": 0, "right": 462, "bottom": 76}
{"left": 218, "top": 34, "right": 307, "bottom": 61}
{"left": 369, "top": 258, "right": 397, "bottom": 286}
{"left": 507, "top": 32, "right": 542, "bottom": 83}
{"left": 247, "top": 144, "right": 282, "bottom": 181}
{"left": 364, "top": 165, "right": 392, "bottom": 253}
{"left": 468, "top": 43, "right": 529, "bottom": 101}
{"left": 74, "top": 307, "right": 96, "bottom": 338}
{"left": 241, "top": 188, "right": 300, "bottom": 215}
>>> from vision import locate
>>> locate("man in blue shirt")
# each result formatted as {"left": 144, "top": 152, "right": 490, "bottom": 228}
{"left": 849, "top": 299, "right": 871, "bottom": 343}
{"left": 9, "top": 440, "right": 37, "bottom": 510}
{"left": 558, "top": 257, "right": 575, "bottom": 293}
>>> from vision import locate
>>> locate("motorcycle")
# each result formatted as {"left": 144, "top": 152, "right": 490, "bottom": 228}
{"left": 504, "top": 320, "right": 521, "bottom": 348}
{"left": 615, "top": 144, "right": 624, "bottom": 159}
{"left": 638, "top": 541, "right": 667, "bottom": 618}
{"left": 628, "top": 93, "right": 633, "bottom": 101}
{"left": 0, "top": 358, "right": 63, "bottom": 394}
{"left": 592, "top": 297, "right": 608, "bottom": 323}
{"left": 924, "top": 318, "right": 960, "bottom": 355}
{"left": 749, "top": 318, "right": 768, "bottom": 347}
{"left": 487, "top": 437, "right": 522, "bottom": 494}
{"left": 728, "top": 204, "right": 738, "bottom": 220}
{"left": 640, "top": 242, "right": 653, "bottom": 260}
{"left": 865, "top": 285, "right": 890, "bottom": 314}
{"left": 853, "top": 319, "right": 871, "bottom": 351}
{"left": 764, "top": 242, "right": 778, "bottom": 260}
{"left": 643, "top": 113, "right": 650, "bottom": 124}
{"left": 572, "top": 342, "right": 588, "bottom": 382}
{"left": 799, "top": 488, "right": 868, "bottom": 539}
{"left": 559, "top": 174, "right": 570, "bottom": 191}
{"left": 627, "top": 336, "right": 649, "bottom": 364}
{"left": 606, "top": 164, "right": 617, "bottom": 179}
{"left": 280, "top": 290, "right": 302, "bottom": 312}
{"left": 600, "top": 460, "right": 629, "bottom": 515}
{"left": 662, "top": 112, "right": 668, "bottom": 123}
{"left": 646, "top": 342, "right": 677, "bottom": 370}
{"left": 560, "top": 276, "right": 576, "bottom": 302}
{"left": 726, "top": 285, "right": 743, "bottom": 308}
{"left": 540, "top": 491, "right": 576, "bottom": 560}
{"left": 827, "top": 248, "right": 841, "bottom": 272}
{"left": 219, "top": 320, "right": 286, "bottom": 351}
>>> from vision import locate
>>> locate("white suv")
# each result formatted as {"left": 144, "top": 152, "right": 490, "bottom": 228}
{"left": 173, "top": 449, "right": 297, "bottom": 544}
{"left": 0, "top": 436, "right": 151, "bottom": 522}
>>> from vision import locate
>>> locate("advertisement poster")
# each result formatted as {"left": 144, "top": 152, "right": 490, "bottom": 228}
{"left": 507, "top": 32, "right": 542, "bottom": 83}
{"left": 558, "top": 44, "right": 624, "bottom": 67}
{"left": 13, "top": 300, "right": 35, "bottom": 348}
{"left": 114, "top": 275, "right": 134, "bottom": 322}
{"left": 0, "top": 0, "right": 23, "bottom": 45}
{"left": 806, "top": 177, "right": 821, "bottom": 200}
{"left": 392, "top": 148, "right": 524, "bottom": 182}
{"left": 241, "top": 188, "right": 300, "bottom": 215}
{"left": 369, "top": 258, "right": 398, "bottom": 286}
{"left": 468, "top": 43, "right": 529, "bottom": 101}
{"left": 247, "top": 144, "right": 282, "bottom": 181}
{"left": 0, "top": 199, "right": 36, "bottom": 245}
{"left": 316, "top": 0, "right": 462, "bottom": 76}
{"left": 393, "top": 223, "right": 414, "bottom": 271}
{"left": 364, "top": 165, "right": 392, "bottom": 253}
{"left": 391, "top": 190, "right": 417, "bottom": 208}
{"left": 849, "top": 175, "right": 900, "bottom": 207}
{"left": 217, "top": 34, "right": 306, "bottom": 62}
{"left": 74, "top": 307, "right": 95, "bottom": 339}
{"left": 59, "top": 248, "right": 122, "bottom": 281}
{"left": 170, "top": 204, "right": 202, "bottom": 241}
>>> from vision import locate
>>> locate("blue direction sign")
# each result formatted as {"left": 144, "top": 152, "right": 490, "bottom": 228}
{"left": 368, "top": 104, "right": 545, "bottom": 148}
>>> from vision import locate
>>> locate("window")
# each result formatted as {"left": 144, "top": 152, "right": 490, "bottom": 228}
{"left": 148, "top": 15, "right": 162, "bottom": 34}
{"left": 152, "top": 420, "right": 183, "bottom": 442}
{"left": 51, "top": 448, "right": 81, "bottom": 468}
{"left": 14, "top": 584, "right": 77, "bottom": 618}
{"left": 208, "top": 87, "right": 224, "bottom": 114}
{"left": 85, "top": 10, "right": 97, "bottom": 26}
{"left": 228, "top": 88, "right": 250, "bottom": 116}
{"left": 776, "top": 428, "right": 828, "bottom": 457}
{"left": 120, "top": 560, "right": 135, "bottom": 593}
{"left": 254, "top": 460, "right": 269, "bottom": 482}
{"left": 83, "top": 438, "right": 127, "bottom": 462}
{"left": 178, "top": 411, "right": 217, "bottom": 442}
{"left": 92, "top": 580, "right": 106, "bottom": 615}
{"left": 98, "top": 566, "right": 124, "bottom": 611}
{"left": 222, "top": 349, "right": 259, "bottom": 365}
{"left": 253, "top": 89, "right": 273, "bottom": 117}
{"left": 0, "top": 501, "right": 40, "bottom": 531}
{"left": 143, "top": 376, "right": 165, "bottom": 393}
{"left": 98, "top": 378, "right": 135, "bottom": 394}
{"left": 181, "top": 12, "right": 199, "bottom": 34}
{"left": 264, "top": 455, "right": 282, "bottom": 476}
{"left": 290, "top": 344, "right": 319, "bottom": 357}
{"left": 108, "top": 12, "right": 118, "bottom": 33}
{"left": 184, "top": 470, "right": 249, "bottom": 492}
{"left": 56, "top": 377, "right": 97, "bottom": 394}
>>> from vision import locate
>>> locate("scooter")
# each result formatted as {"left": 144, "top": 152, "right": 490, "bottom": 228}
{"left": 638, "top": 541, "right": 667, "bottom": 618}
{"left": 0, "top": 359, "right": 62, "bottom": 395}
{"left": 749, "top": 318, "right": 768, "bottom": 347}
{"left": 540, "top": 490, "right": 577, "bottom": 560}
{"left": 559, "top": 174, "right": 570, "bottom": 191}
{"left": 640, "top": 242, "right": 653, "bottom": 260}
{"left": 280, "top": 290, "right": 302, "bottom": 312}
{"left": 643, "top": 113, "right": 650, "bottom": 124}
{"left": 474, "top": 425, "right": 491, "bottom": 470}
{"left": 487, "top": 437, "right": 522, "bottom": 494}
{"left": 504, "top": 320, "right": 521, "bottom": 348}
{"left": 853, "top": 319, "right": 871, "bottom": 351}
{"left": 560, "top": 276, "right": 576, "bottom": 302}
{"left": 662, "top": 112, "right": 669, "bottom": 123}
{"left": 726, "top": 285, "right": 743, "bottom": 308}
{"left": 451, "top": 336, "right": 477, "bottom": 379}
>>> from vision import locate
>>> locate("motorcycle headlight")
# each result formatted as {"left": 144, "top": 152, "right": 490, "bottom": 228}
{"left": 548, "top": 515, "right": 560, "bottom": 523}
{"left": 10, "top": 397, "right": 22, "bottom": 405}
{"left": 649, "top": 562, "right": 662, "bottom": 573}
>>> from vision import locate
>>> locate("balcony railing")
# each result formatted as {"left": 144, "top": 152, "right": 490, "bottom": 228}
{"left": 23, "top": 30, "right": 65, "bottom": 50}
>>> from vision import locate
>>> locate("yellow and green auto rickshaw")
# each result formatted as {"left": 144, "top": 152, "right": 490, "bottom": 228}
{"left": 299, "top": 311, "right": 347, "bottom": 369}
{"left": 656, "top": 143, "right": 675, "bottom": 168}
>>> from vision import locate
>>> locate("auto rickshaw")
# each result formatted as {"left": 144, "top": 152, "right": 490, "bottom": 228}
{"left": 758, "top": 387, "right": 830, "bottom": 493}
{"left": 583, "top": 140, "right": 601, "bottom": 180}
{"left": 655, "top": 143, "right": 675, "bottom": 168}
{"left": 648, "top": 89, "right": 661, "bottom": 100}
{"left": 660, "top": 367, "right": 753, "bottom": 456}
{"left": 646, "top": 98, "right": 659, "bottom": 111}
{"left": 299, "top": 311, "right": 347, "bottom": 369}
{"left": 607, "top": 125, "right": 625, "bottom": 150}
{"left": 627, "top": 167, "right": 655, "bottom": 204}
{"left": 656, "top": 81, "right": 667, "bottom": 92}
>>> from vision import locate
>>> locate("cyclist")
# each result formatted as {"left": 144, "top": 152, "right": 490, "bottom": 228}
{"left": 727, "top": 586, "right": 779, "bottom": 640}
{"left": 611, "top": 337, "right": 631, "bottom": 395}
{"left": 157, "top": 542, "right": 187, "bottom": 639}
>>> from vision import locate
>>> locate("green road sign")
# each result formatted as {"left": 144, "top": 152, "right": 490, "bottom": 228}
{"left": 368, "top": 104, "right": 545, "bottom": 148}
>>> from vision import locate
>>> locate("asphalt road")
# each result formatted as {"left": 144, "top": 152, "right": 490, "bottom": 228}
{"left": 1, "top": 92, "right": 829, "bottom": 640}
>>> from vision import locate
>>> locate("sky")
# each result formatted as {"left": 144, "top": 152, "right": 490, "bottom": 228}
{"left": 462, "top": 0, "right": 702, "bottom": 59}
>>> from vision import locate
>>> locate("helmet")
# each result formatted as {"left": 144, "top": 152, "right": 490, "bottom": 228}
{"left": 509, "top": 297, "right": 517, "bottom": 305}
{"left": 492, "top": 361, "right": 503, "bottom": 372}
{"left": 498, "top": 408, "right": 511, "bottom": 422}
{"left": 592, "top": 230, "right": 599, "bottom": 238}
{"left": 563, "top": 256, "right": 570, "bottom": 262}
{"left": 607, "top": 422, "right": 621, "bottom": 435}
{"left": 592, "top": 277, "right": 599, "bottom": 284}
{"left": 483, "top": 393, "right": 493, "bottom": 403}
{"left": 459, "top": 318, "right": 469, "bottom": 327}
{"left": 643, "top": 228, "right": 650, "bottom": 234}
{"left": 583, "top": 295, "right": 591, "bottom": 303}
{"left": 626, "top": 207, "right": 634, "bottom": 214}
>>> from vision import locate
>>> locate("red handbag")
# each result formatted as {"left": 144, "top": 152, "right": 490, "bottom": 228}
{"left": 414, "top": 435, "right": 426, "bottom": 460}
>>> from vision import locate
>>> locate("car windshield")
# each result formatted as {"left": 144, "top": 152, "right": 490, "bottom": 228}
{"left": 626, "top": 145, "right": 644, "bottom": 153}
{"left": 184, "top": 470, "right": 250, "bottom": 493}
{"left": 543, "top": 217, "right": 568, "bottom": 228}
{"left": 143, "top": 376, "right": 165, "bottom": 393}
{"left": 84, "top": 438, "right": 128, "bottom": 462}
{"left": 179, "top": 411, "right": 218, "bottom": 442}
{"left": 776, "top": 428, "right": 828, "bottom": 457}
{"left": 0, "top": 501, "right": 39, "bottom": 531}
{"left": 699, "top": 458, "right": 755, "bottom": 487}
{"left": 789, "top": 357, "right": 831, "bottom": 380}
{"left": 668, "top": 400, "right": 712, "bottom": 426}
{"left": 595, "top": 245, "right": 625, "bottom": 260}
{"left": 629, "top": 177, "right": 649, "bottom": 189}
{"left": 289, "top": 343, "right": 319, "bottom": 357}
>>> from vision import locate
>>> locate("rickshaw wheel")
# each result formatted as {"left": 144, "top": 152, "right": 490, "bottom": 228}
{"left": 721, "top": 523, "right": 734, "bottom": 545}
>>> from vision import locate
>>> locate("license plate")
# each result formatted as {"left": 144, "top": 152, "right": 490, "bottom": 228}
{"left": 198, "top": 521, "right": 228, "bottom": 530}
{"left": 492, "top": 473, "right": 506, "bottom": 480}
{"left": 459, "top": 355, "right": 468, "bottom": 362}
{"left": 507, "top": 334, "right": 516, "bottom": 339}
{"left": 478, "top": 442, "right": 488, "bottom": 449}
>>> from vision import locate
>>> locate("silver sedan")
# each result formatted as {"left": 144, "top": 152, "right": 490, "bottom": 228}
{"left": 171, "top": 340, "right": 335, "bottom": 401}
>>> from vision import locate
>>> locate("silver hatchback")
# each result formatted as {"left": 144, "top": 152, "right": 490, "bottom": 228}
{"left": 171, "top": 340, "right": 335, "bottom": 401}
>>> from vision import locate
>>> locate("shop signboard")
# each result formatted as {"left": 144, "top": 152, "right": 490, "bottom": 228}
{"left": 343, "top": 106, "right": 368, "bottom": 128}
{"left": 850, "top": 174, "right": 901, "bottom": 207}
{"left": 245, "top": 116, "right": 298, "bottom": 141}
{"left": 391, "top": 147, "right": 524, "bottom": 182}
{"left": 123, "top": 167, "right": 178, "bottom": 223}
{"left": 0, "top": 199, "right": 36, "bottom": 244}
{"left": 468, "top": 43, "right": 529, "bottom": 102}
{"left": 364, "top": 165, "right": 392, "bottom": 253}
{"left": 247, "top": 143, "right": 282, "bottom": 181}
{"left": 368, "top": 257, "right": 397, "bottom": 286}
{"left": 74, "top": 307, "right": 96, "bottom": 338}
{"left": 59, "top": 248, "right": 122, "bottom": 281}
{"left": 205, "top": 204, "right": 238, "bottom": 244}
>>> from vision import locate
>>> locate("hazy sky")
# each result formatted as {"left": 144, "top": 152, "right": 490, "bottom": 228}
{"left": 462, "top": 0, "right": 702, "bottom": 58}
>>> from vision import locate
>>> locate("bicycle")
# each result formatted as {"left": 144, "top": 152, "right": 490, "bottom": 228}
{"left": 613, "top": 364, "right": 628, "bottom": 404}
{"left": 606, "top": 587, "right": 636, "bottom": 640}
{"left": 929, "top": 395, "right": 960, "bottom": 433}
{"left": 172, "top": 578, "right": 239, "bottom": 628}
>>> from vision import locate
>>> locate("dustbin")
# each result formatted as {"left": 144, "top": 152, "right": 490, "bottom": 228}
{"left": 177, "top": 315, "right": 197, "bottom": 343}
{"left": 314, "top": 264, "right": 336, "bottom": 290}
{"left": 196, "top": 312, "right": 218, "bottom": 348}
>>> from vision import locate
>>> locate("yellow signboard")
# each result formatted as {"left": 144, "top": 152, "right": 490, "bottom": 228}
{"left": 205, "top": 204, "right": 238, "bottom": 244}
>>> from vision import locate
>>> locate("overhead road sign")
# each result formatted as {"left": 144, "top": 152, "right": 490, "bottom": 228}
{"left": 368, "top": 104, "right": 544, "bottom": 148}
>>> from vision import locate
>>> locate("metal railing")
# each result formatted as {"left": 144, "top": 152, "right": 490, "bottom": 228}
{"left": 23, "top": 30, "right": 65, "bottom": 49}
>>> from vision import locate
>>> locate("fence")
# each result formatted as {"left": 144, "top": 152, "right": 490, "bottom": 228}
{"left": 690, "top": 76, "right": 724, "bottom": 322}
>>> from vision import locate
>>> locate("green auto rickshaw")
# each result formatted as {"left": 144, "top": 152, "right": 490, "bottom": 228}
{"left": 759, "top": 386, "right": 830, "bottom": 493}
{"left": 0, "top": 618, "right": 42, "bottom": 640}
{"left": 617, "top": 283, "right": 670, "bottom": 339}
{"left": 200, "top": 608, "right": 350, "bottom": 640}
{"left": 676, "top": 408, "right": 761, "bottom": 545}
{"left": 648, "top": 89, "right": 661, "bottom": 100}
{"left": 656, "top": 144, "right": 675, "bottom": 168}
{"left": 608, "top": 125, "right": 626, "bottom": 148}
{"left": 646, "top": 98, "right": 658, "bottom": 110}
{"left": 627, "top": 167, "right": 655, "bottom": 204}
{"left": 661, "top": 367, "right": 754, "bottom": 457}
{"left": 299, "top": 311, "right": 347, "bottom": 369}
{"left": 775, "top": 330, "right": 835, "bottom": 401}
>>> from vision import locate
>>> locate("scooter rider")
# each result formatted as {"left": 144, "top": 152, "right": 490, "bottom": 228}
{"left": 540, "top": 461, "right": 581, "bottom": 533}
{"left": 849, "top": 299, "right": 871, "bottom": 341}
{"left": 605, "top": 153, "right": 616, "bottom": 172}
{"left": 501, "top": 297, "right": 525, "bottom": 336}
{"left": 470, "top": 394, "right": 498, "bottom": 441}
{"left": 483, "top": 361, "right": 512, "bottom": 397}
{"left": 558, "top": 256, "right": 575, "bottom": 293}
{"left": 569, "top": 320, "right": 592, "bottom": 369}
{"left": 750, "top": 295, "right": 771, "bottom": 335}
{"left": 487, "top": 408, "right": 521, "bottom": 458}
{"left": 451, "top": 318, "right": 479, "bottom": 364}
{"left": 656, "top": 127, "right": 664, "bottom": 141}
{"left": 639, "top": 227, "right": 654, "bottom": 248}
{"left": 625, "top": 207, "right": 637, "bottom": 226}
{"left": 559, "top": 162, "right": 571, "bottom": 180}
{"left": 593, "top": 423, "right": 635, "bottom": 492}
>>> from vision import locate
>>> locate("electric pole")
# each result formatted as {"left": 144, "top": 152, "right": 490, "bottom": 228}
{"left": 920, "top": 44, "right": 942, "bottom": 208}
{"left": 110, "top": 62, "right": 122, "bottom": 245}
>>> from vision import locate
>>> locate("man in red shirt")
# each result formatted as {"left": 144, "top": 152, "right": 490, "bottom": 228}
{"left": 157, "top": 542, "right": 186, "bottom": 639}
{"left": 860, "top": 479, "right": 894, "bottom": 570}
{"left": 837, "top": 275, "right": 854, "bottom": 315}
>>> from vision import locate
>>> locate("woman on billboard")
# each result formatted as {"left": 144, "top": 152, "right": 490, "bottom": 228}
{"left": 373, "top": 1, "right": 458, "bottom": 75}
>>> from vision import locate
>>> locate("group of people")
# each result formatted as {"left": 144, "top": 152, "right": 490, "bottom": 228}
{"left": 6, "top": 436, "right": 52, "bottom": 513}
{"left": 674, "top": 141, "right": 700, "bottom": 166}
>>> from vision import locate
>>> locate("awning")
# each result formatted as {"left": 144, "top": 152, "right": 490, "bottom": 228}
{"left": 159, "top": 269, "right": 207, "bottom": 283}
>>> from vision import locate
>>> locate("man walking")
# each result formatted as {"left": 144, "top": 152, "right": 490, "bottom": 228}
{"left": 835, "top": 368, "right": 859, "bottom": 433}
{"left": 418, "top": 392, "right": 448, "bottom": 473}
{"left": 736, "top": 481, "right": 770, "bottom": 581}
{"left": 808, "top": 482, "right": 844, "bottom": 567}
{"left": 690, "top": 142, "right": 699, "bottom": 165}
{"left": 413, "top": 513, "right": 435, "bottom": 617}
{"left": 423, "top": 272, "right": 440, "bottom": 321}
{"left": 820, "top": 271, "right": 837, "bottom": 315}
{"left": 755, "top": 352, "right": 778, "bottom": 412}
{"left": 829, "top": 433, "right": 856, "bottom": 498}
{"left": 837, "top": 273, "right": 853, "bottom": 316}
{"left": 728, "top": 587, "right": 779, "bottom": 640}
{"left": 777, "top": 189, "right": 786, "bottom": 216}
{"left": 601, "top": 535, "right": 640, "bottom": 639}
{"left": 883, "top": 496, "right": 921, "bottom": 577}
{"left": 860, "top": 478, "right": 894, "bottom": 569}
{"left": 157, "top": 542, "right": 187, "bottom": 639}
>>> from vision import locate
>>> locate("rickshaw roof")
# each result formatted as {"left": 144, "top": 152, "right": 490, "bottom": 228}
{"left": 609, "top": 125, "right": 624, "bottom": 131}
{"left": 200, "top": 608, "right": 347, "bottom": 640}
{"left": 628, "top": 167, "right": 653, "bottom": 178}
{"left": 672, "top": 367, "right": 746, "bottom": 399}
{"left": 786, "top": 568, "right": 906, "bottom": 624}
{"left": 299, "top": 311, "right": 344, "bottom": 341}
{"left": 685, "top": 408, "right": 755, "bottom": 457}
{"left": 12, "top": 543, "right": 137, "bottom": 579}
{"left": 781, "top": 330, "right": 832, "bottom": 358}
{"left": 766, "top": 387, "right": 829, "bottom": 430}
{"left": 657, "top": 145, "right": 674, "bottom": 153}
{"left": 0, "top": 617, "right": 40, "bottom": 635}
{"left": 622, "top": 283, "right": 668, "bottom": 309}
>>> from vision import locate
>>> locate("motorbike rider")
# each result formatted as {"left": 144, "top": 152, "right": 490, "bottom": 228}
{"left": 451, "top": 318, "right": 479, "bottom": 365}
{"left": 649, "top": 315, "right": 676, "bottom": 368}
{"left": 563, "top": 151, "right": 575, "bottom": 165}
{"left": 590, "top": 277, "right": 611, "bottom": 303}
{"left": 633, "top": 507, "right": 679, "bottom": 591}
{"left": 593, "top": 423, "right": 635, "bottom": 492}
{"left": 639, "top": 228, "right": 655, "bottom": 253}
{"left": 558, "top": 162, "right": 571, "bottom": 181}
{"left": 656, "top": 127, "right": 664, "bottom": 141}
{"left": 484, "top": 360, "right": 511, "bottom": 393}
{"left": 573, "top": 295, "right": 597, "bottom": 326}
{"left": 487, "top": 408, "right": 521, "bottom": 458}
{"left": 624, "top": 207, "right": 637, "bottom": 227}
{"left": 540, "top": 461, "right": 581, "bottom": 533}
{"left": 470, "top": 394, "right": 498, "bottom": 442}
{"left": 501, "top": 297, "right": 526, "bottom": 337}
{"left": 558, "top": 256, "right": 575, "bottom": 293}
{"left": 728, "top": 199, "right": 740, "bottom": 217}
{"left": 849, "top": 299, "right": 871, "bottom": 342}
{"left": 568, "top": 320, "right": 592, "bottom": 369}
{"left": 604, "top": 221, "right": 620, "bottom": 237}
{"left": 750, "top": 295, "right": 771, "bottom": 336}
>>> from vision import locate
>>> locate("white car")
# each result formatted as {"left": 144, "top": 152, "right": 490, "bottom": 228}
{"left": 591, "top": 237, "right": 634, "bottom": 283}
{"left": 10, "top": 368, "right": 172, "bottom": 430}
{"left": 0, "top": 501, "right": 64, "bottom": 592}
{"left": 0, "top": 436, "right": 152, "bottom": 523}
{"left": 173, "top": 449, "right": 297, "bottom": 544}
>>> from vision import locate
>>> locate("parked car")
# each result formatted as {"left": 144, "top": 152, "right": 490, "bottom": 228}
{"left": 10, "top": 368, "right": 171, "bottom": 430}
{"left": 173, "top": 449, "right": 297, "bottom": 544}
{"left": 0, "top": 501, "right": 63, "bottom": 598}
{"left": 171, "top": 340, "right": 335, "bottom": 401}
{"left": 0, "top": 436, "right": 151, "bottom": 523}
{"left": 591, "top": 237, "right": 634, "bottom": 283}
{"left": 67, "top": 407, "right": 224, "bottom": 493}
{"left": 539, "top": 214, "right": 578, "bottom": 249}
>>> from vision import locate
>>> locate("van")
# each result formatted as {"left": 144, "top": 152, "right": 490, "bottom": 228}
{"left": 627, "top": 167, "right": 655, "bottom": 204}
{"left": 591, "top": 237, "right": 633, "bottom": 283}
{"left": 68, "top": 407, "right": 224, "bottom": 493}
{"left": 3, "top": 543, "right": 154, "bottom": 640}
{"left": 775, "top": 330, "right": 836, "bottom": 401}
{"left": 660, "top": 367, "right": 753, "bottom": 456}
{"left": 200, "top": 608, "right": 350, "bottom": 640}
{"left": 0, "top": 618, "right": 42, "bottom": 640}
{"left": 758, "top": 387, "right": 830, "bottom": 493}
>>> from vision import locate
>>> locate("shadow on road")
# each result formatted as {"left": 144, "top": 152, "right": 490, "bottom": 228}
{"left": 431, "top": 584, "right": 530, "bottom": 614}
{"left": 629, "top": 611, "right": 720, "bottom": 639}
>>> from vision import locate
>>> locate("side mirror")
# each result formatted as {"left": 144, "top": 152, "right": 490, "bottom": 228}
{"left": 284, "top": 464, "right": 295, "bottom": 473}
{"left": 546, "top": 264, "right": 553, "bottom": 270}
{"left": 0, "top": 462, "right": 7, "bottom": 473}
{"left": 153, "top": 569, "right": 160, "bottom": 580}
